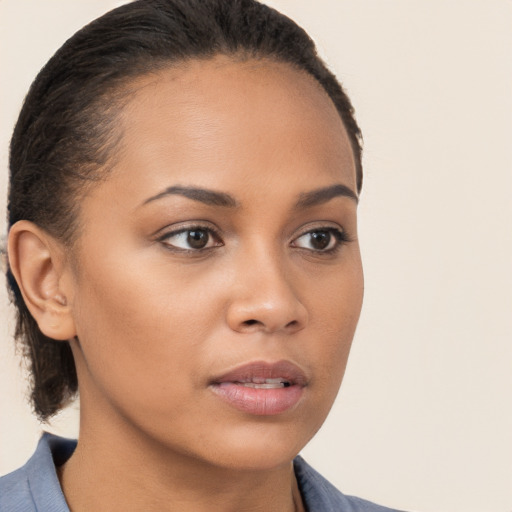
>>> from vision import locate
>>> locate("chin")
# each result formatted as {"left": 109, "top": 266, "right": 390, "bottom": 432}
{"left": 206, "top": 445, "right": 300, "bottom": 472}
{"left": 192, "top": 421, "right": 319, "bottom": 472}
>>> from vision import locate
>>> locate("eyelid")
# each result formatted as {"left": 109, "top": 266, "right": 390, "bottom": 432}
{"left": 153, "top": 220, "right": 219, "bottom": 239}
{"left": 290, "top": 223, "right": 351, "bottom": 253}
{"left": 291, "top": 221, "right": 347, "bottom": 240}
{"left": 155, "top": 221, "right": 223, "bottom": 252}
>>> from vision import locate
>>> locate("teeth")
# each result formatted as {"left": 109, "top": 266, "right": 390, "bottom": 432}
{"left": 241, "top": 382, "right": 284, "bottom": 389}
{"left": 238, "top": 378, "right": 290, "bottom": 389}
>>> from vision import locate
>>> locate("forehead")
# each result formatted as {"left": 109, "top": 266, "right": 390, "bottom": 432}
{"left": 106, "top": 56, "right": 357, "bottom": 202}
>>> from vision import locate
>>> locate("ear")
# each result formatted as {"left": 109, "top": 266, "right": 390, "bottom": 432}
{"left": 8, "top": 220, "right": 77, "bottom": 341}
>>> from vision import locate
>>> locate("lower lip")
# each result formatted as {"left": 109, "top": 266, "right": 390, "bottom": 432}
{"left": 210, "top": 383, "right": 304, "bottom": 415}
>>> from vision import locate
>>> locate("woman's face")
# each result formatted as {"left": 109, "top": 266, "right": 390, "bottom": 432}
{"left": 64, "top": 57, "right": 363, "bottom": 471}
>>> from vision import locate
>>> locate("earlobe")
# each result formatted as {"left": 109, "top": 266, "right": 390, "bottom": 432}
{"left": 7, "top": 220, "right": 77, "bottom": 341}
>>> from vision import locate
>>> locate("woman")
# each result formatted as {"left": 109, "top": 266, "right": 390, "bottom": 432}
{"left": 1, "top": 1, "right": 403, "bottom": 510}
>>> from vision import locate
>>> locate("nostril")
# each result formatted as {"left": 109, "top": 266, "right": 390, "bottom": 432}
{"left": 240, "top": 319, "right": 300, "bottom": 331}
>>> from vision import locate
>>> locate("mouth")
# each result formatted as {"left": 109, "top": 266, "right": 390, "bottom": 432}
{"left": 209, "top": 360, "right": 307, "bottom": 416}
{"left": 231, "top": 377, "right": 292, "bottom": 389}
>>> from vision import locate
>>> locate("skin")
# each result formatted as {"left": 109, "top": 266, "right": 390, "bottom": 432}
{"left": 9, "top": 57, "right": 363, "bottom": 511}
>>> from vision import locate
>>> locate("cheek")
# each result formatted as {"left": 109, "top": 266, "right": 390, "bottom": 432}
{"left": 69, "top": 252, "right": 222, "bottom": 413}
{"left": 303, "top": 255, "right": 363, "bottom": 409}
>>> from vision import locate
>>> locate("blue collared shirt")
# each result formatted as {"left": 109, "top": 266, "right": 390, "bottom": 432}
{"left": 0, "top": 434, "right": 405, "bottom": 511}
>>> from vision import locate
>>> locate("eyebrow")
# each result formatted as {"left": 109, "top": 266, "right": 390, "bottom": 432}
{"left": 141, "top": 183, "right": 358, "bottom": 210}
{"left": 142, "top": 186, "right": 239, "bottom": 208}
{"left": 294, "top": 184, "right": 358, "bottom": 208}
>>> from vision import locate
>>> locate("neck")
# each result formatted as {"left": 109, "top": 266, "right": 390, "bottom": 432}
{"left": 58, "top": 416, "right": 303, "bottom": 512}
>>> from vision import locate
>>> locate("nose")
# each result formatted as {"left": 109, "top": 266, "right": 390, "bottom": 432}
{"left": 226, "top": 248, "right": 308, "bottom": 335}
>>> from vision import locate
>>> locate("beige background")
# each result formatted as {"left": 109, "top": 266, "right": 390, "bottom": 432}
{"left": 1, "top": 1, "right": 511, "bottom": 511}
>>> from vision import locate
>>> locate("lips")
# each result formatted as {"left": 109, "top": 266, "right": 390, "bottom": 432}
{"left": 209, "top": 360, "right": 307, "bottom": 415}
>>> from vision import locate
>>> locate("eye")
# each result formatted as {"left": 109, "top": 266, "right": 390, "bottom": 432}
{"left": 159, "top": 227, "right": 221, "bottom": 251}
{"left": 291, "top": 228, "right": 347, "bottom": 252}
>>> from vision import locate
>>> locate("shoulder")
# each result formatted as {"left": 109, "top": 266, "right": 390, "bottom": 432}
{"left": 0, "top": 465, "right": 35, "bottom": 512}
{"left": 0, "top": 433, "right": 76, "bottom": 512}
{"left": 294, "top": 455, "right": 407, "bottom": 512}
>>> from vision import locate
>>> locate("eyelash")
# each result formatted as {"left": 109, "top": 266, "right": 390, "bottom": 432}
{"left": 156, "top": 224, "right": 350, "bottom": 255}
{"left": 157, "top": 223, "right": 222, "bottom": 254}
{"left": 291, "top": 227, "right": 351, "bottom": 255}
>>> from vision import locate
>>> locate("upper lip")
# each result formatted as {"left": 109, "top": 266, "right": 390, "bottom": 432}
{"left": 210, "top": 360, "right": 308, "bottom": 387}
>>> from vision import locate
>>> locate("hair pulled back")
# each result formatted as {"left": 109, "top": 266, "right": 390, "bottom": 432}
{"left": 6, "top": 0, "right": 363, "bottom": 421}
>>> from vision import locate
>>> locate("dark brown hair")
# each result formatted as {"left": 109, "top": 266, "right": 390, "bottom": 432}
{"left": 6, "top": 0, "right": 363, "bottom": 421}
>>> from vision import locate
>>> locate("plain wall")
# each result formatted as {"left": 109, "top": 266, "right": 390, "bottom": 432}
{"left": 1, "top": 2, "right": 511, "bottom": 511}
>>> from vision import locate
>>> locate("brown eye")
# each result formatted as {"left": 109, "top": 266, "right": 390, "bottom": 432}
{"left": 187, "top": 230, "right": 210, "bottom": 249}
{"left": 309, "top": 231, "right": 331, "bottom": 250}
{"left": 292, "top": 228, "right": 346, "bottom": 252}
{"left": 160, "top": 227, "right": 219, "bottom": 251}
